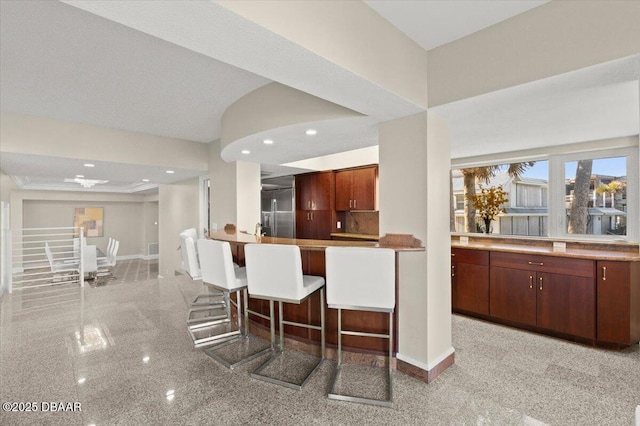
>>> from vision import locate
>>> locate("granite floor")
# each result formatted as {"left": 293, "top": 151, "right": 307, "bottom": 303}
{"left": 0, "top": 274, "right": 638, "bottom": 425}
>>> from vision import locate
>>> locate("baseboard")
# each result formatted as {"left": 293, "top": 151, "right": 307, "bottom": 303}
{"left": 115, "top": 254, "right": 158, "bottom": 261}
{"left": 396, "top": 347, "right": 455, "bottom": 383}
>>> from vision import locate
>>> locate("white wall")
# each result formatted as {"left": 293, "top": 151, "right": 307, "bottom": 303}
{"left": 23, "top": 200, "right": 145, "bottom": 256}
{"left": 1, "top": 171, "right": 18, "bottom": 203}
{"left": 158, "top": 178, "right": 200, "bottom": 277}
{"left": 142, "top": 201, "right": 159, "bottom": 256}
{"left": 209, "top": 140, "right": 261, "bottom": 234}
{"left": 284, "top": 146, "right": 378, "bottom": 171}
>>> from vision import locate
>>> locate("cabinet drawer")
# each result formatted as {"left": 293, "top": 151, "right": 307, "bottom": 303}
{"left": 491, "top": 251, "right": 594, "bottom": 278}
{"left": 452, "top": 248, "right": 488, "bottom": 265}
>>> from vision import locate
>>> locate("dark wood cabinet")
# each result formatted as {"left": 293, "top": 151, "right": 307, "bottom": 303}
{"left": 489, "top": 252, "right": 596, "bottom": 339}
{"left": 451, "top": 248, "right": 489, "bottom": 315}
{"left": 335, "top": 166, "right": 377, "bottom": 211}
{"left": 597, "top": 261, "right": 640, "bottom": 345}
{"left": 536, "top": 272, "right": 595, "bottom": 339}
{"left": 295, "top": 210, "right": 331, "bottom": 240}
{"left": 489, "top": 266, "right": 537, "bottom": 326}
{"left": 295, "top": 172, "right": 333, "bottom": 211}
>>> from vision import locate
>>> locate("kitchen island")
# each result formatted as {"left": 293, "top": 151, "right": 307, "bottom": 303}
{"left": 208, "top": 230, "right": 423, "bottom": 358}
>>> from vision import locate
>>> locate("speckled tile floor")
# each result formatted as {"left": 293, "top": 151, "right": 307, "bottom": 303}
{"left": 1, "top": 274, "right": 638, "bottom": 425}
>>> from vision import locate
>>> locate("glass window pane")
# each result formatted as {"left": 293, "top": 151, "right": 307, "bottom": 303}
{"left": 451, "top": 161, "right": 548, "bottom": 235}
{"left": 565, "top": 156, "right": 627, "bottom": 236}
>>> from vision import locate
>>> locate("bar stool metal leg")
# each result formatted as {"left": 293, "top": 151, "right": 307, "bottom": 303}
{"left": 328, "top": 308, "right": 394, "bottom": 408}
{"left": 204, "top": 288, "right": 272, "bottom": 369}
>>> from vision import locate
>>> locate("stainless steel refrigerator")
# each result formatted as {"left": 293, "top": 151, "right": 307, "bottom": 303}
{"left": 261, "top": 178, "right": 295, "bottom": 238}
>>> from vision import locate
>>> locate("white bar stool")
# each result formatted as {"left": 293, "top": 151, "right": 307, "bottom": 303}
{"left": 194, "top": 239, "right": 271, "bottom": 367}
{"left": 325, "top": 246, "right": 396, "bottom": 408}
{"left": 244, "top": 243, "right": 326, "bottom": 390}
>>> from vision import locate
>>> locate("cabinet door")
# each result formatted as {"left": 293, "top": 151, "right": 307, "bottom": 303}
{"left": 597, "top": 261, "right": 630, "bottom": 344}
{"left": 489, "top": 266, "right": 537, "bottom": 327}
{"left": 295, "top": 175, "right": 312, "bottom": 211}
{"left": 453, "top": 262, "right": 489, "bottom": 315}
{"left": 351, "top": 167, "right": 376, "bottom": 210}
{"left": 537, "top": 272, "right": 595, "bottom": 339}
{"left": 311, "top": 210, "right": 332, "bottom": 240}
{"left": 335, "top": 170, "right": 351, "bottom": 211}
{"left": 312, "top": 173, "right": 332, "bottom": 210}
{"left": 295, "top": 211, "right": 311, "bottom": 239}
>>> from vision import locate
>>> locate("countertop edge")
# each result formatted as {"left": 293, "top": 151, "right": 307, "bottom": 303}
{"left": 451, "top": 242, "right": 640, "bottom": 262}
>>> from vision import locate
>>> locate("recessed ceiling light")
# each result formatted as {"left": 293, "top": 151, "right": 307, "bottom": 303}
{"left": 142, "top": 179, "right": 150, "bottom": 182}
{"left": 263, "top": 139, "right": 274, "bottom": 145}
{"left": 166, "top": 170, "right": 174, "bottom": 174}
{"left": 77, "top": 377, "right": 86, "bottom": 384}
{"left": 241, "top": 150, "right": 251, "bottom": 155}
{"left": 305, "top": 129, "right": 317, "bottom": 136}
{"left": 84, "top": 163, "right": 95, "bottom": 167}
{"left": 76, "top": 174, "right": 84, "bottom": 178}
{"left": 142, "top": 356, "right": 150, "bottom": 363}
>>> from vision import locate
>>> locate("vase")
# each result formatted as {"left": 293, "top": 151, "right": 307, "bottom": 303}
{"left": 483, "top": 217, "right": 492, "bottom": 234}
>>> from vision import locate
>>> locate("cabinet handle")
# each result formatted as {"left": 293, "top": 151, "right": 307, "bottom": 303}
{"left": 451, "top": 265, "right": 455, "bottom": 277}
{"left": 349, "top": 200, "right": 352, "bottom": 208}
{"left": 354, "top": 199, "right": 357, "bottom": 209}
{"left": 529, "top": 275, "right": 533, "bottom": 289}
{"left": 311, "top": 212, "right": 314, "bottom": 220}
{"left": 528, "top": 261, "right": 544, "bottom": 266}
{"left": 451, "top": 253, "right": 456, "bottom": 257}
{"left": 308, "top": 200, "right": 311, "bottom": 209}
{"left": 307, "top": 212, "right": 310, "bottom": 221}
{"left": 539, "top": 276, "right": 543, "bottom": 290}
{"left": 602, "top": 266, "right": 607, "bottom": 281}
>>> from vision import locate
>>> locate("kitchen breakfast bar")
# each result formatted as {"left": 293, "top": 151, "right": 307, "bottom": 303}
{"left": 207, "top": 230, "right": 424, "bottom": 363}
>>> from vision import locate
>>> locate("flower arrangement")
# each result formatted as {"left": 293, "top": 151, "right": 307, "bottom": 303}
{"left": 466, "top": 185, "right": 509, "bottom": 233}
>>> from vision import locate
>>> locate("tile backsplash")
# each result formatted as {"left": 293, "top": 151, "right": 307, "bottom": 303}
{"left": 345, "top": 211, "right": 379, "bottom": 235}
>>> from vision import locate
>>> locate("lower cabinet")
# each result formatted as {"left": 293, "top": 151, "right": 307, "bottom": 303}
{"left": 451, "top": 248, "right": 489, "bottom": 315}
{"left": 295, "top": 210, "right": 331, "bottom": 240}
{"left": 596, "top": 260, "right": 640, "bottom": 345}
{"left": 489, "top": 252, "right": 596, "bottom": 339}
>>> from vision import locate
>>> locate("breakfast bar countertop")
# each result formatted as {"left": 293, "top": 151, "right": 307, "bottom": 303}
{"left": 208, "top": 230, "right": 424, "bottom": 252}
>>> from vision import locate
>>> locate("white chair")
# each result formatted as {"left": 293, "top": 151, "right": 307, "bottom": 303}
{"left": 325, "top": 246, "right": 396, "bottom": 408}
{"left": 244, "top": 243, "right": 325, "bottom": 390}
{"left": 82, "top": 245, "right": 98, "bottom": 279}
{"left": 98, "top": 240, "right": 119, "bottom": 269}
{"left": 45, "top": 242, "right": 79, "bottom": 276}
{"left": 180, "top": 228, "right": 201, "bottom": 280}
{"left": 194, "top": 239, "right": 271, "bottom": 367}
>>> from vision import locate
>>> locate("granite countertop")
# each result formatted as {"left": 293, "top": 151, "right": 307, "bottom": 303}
{"left": 330, "top": 232, "right": 380, "bottom": 241}
{"left": 209, "top": 230, "right": 422, "bottom": 252}
{"left": 451, "top": 239, "right": 640, "bottom": 261}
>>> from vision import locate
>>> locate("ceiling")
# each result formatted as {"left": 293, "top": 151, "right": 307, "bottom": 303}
{"left": 365, "top": 1, "right": 549, "bottom": 51}
{"left": 1, "top": 1, "right": 637, "bottom": 194}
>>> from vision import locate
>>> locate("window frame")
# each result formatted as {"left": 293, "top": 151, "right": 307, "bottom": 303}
{"left": 451, "top": 145, "right": 639, "bottom": 242}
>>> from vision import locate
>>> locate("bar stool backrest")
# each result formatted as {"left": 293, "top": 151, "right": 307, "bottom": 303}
{"left": 197, "top": 239, "right": 239, "bottom": 290}
{"left": 245, "top": 244, "right": 304, "bottom": 301}
{"left": 179, "top": 229, "right": 200, "bottom": 279}
{"left": 325, "top": 247, "right": 396, "bottom": 311}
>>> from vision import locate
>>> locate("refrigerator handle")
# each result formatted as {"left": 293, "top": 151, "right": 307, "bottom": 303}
{"left": 273, "top": 199, "right": 278, "bottom": 237}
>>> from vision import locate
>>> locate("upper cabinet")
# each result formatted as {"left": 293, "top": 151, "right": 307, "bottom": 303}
{"left": 335, "top": 165, "right": 377, "bottom": 211}
{"left": 295, "top": 172, "right": 333, "bottom": 211}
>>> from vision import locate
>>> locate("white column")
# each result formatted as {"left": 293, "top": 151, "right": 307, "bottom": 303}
{"left": 379, "top": 111, "right": 453, "bottom": 373}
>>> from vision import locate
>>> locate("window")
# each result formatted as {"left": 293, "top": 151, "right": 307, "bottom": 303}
{"left": 451, "top": 161, "right": 548, "bottom": 236}
{"left": 451, "top": 146, "right": 638, "bottom": 242}
{"left": 563, "top": 154, "right": 630, "bottom": 237}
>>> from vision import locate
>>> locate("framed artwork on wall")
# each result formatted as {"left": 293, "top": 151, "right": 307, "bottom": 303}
{"left": 74, "top": 207, "right": 104, "bottom": 237}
